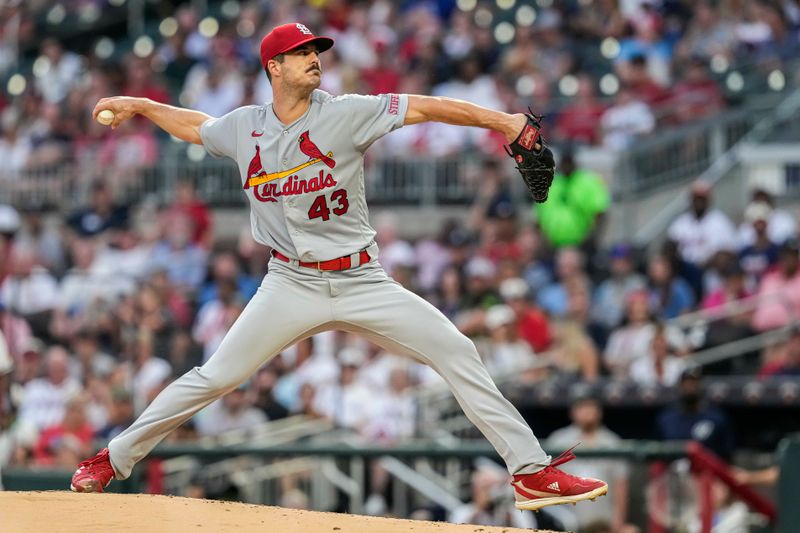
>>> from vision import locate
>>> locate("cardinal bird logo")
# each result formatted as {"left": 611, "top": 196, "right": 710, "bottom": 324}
{"left": 298, "top": 131, "right": 336, "bottom": 169}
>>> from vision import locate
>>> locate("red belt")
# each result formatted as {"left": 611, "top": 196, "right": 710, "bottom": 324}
{"left": 272, "top": 249, "right": 371, "bottom": 271}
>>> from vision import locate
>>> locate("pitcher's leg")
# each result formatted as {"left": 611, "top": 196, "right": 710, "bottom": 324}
{"left": 109, "top": 269, "right": 331, "bottom": 478}
{"left": 335, "top": 270, "right": 548, "bottom": 475}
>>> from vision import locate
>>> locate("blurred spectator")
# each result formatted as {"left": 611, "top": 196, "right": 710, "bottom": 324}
{"left": 592, "top": 244, "right": 646, "bottom": 331}
{"left": 535, "top": 151, "right": 609, "bottom": 248}
{"left": 35, "top": 39, "right": 83, "bottom": 104}
{"left": 66, "top": 181, "right": 129, "bottom": 238}
{"left": 553, "top": 75, "right": 606, "bottom": 145}
{"left": 669, "top": 58, "right": 725, "bottom": 124}
{"left": 432, "top": 53, "right": 503, "bottom": 148}
{"left": 549, "top": 298, "right": 602, "bottom": 382}
{"left": 96, "top": 389, "right": 135, "bottom": 441}
{"left": 469, "top": 160, "right": 514, "bottom": 234}
{"left": 198, "top": 251, "right": 259, "bottom": 308}
{"left": 616, "top": 4, "right": 672, "bottom": 84}
{"left": 130, "top": 330, "right": 172, "bottom": 414}
{"left": 69, "top": 331, "right": 115, "bottom": 381}
{"left": 675, "top": 1, "right": 737, "bottom": 61}
{"left": 53, "top": 239, "right": 134, "bottom": 337}
{"left": 449, "top": 466, "right": 534, "bottom": 528}
{"left": 482, "top": 305, "right": 536, "bottom": 376}
{"left": 149, "top": 214, "right": 208, "bottom": 292}
{"left": 91, "top": 224, "right": 155, "bottom": 284}
{"left": 548, "top": 396, "right": 633, "bottom": 532}
{"left": 195, "top": 386, "right": 267, "bottom": 437}
{"left": 18, "top": 346, "right": 80, "bottom": 431}
{"left": 0, "top": 246, "right": 59, "bottom": 332}
{"left": 0, "top": 204, "right": 21, "bottom": 284}
{"left": 737, "top": 188, "right": 797, "bottom": 248}
{"left": 702, "top": 264, "right": 752, "bottom": 313}
{"left": 315, "top": 347, "right": 371, "bottom": 430}
{"left": 600, "top": 85, "right": 655, "bottom": 150}
{"left": 738, "top": 202, "right": 781, "bottom": 288}
{"left": 760, "top": 326, "right": 800, "bottom": 376}
{"left": 605, "top": 291, "right": 658, "bottom": 377}
{"left": 362, "top": 367, "right": 416, "bottom": 444}
{"left": 499, "top": 277, "right": 552, "bottom": 353}
{"left": 657, "top": 368, "right": 735, "bottom": 460}
{"left": 192, "top": 277, "right": 244, "bottom": 363}
{"left": 166, "top": 179, "right": 213, "bottom": 249}
{"left": 433, "top": 265, "right": 466, "bottom": 320}
{"left": 629, "top": 324, "right": 686, "bottom": 387}
{"left": 33, "top": 394, "right": 93, "bottom": 467}
{"left": 667, "top": 182, "right": 737, "bottom": 268}
{"left": 647, "top": 254, "right": 695, "bottom": 319}
{"left": 752, "top": 239, "right": 800, "bottom": 332}
{"left": 122, "top": 57, "right": 170, "bottom": 104}
{"left": 538, "top": 247, "right": 591, "bottom": 318}
{"left": 620, "top": 55, "right": 670, "bottom": 109}
{"left": 252, "top": 366, "right": 289, "bottom": 422}
{"left": 275, "top": 338, "right": 339, "bottom": 412}
{"left": 699, "top": 265, "right": 755, "bottom": 354}
{"left": 376, "top": 212, "right": 416, "bottom": 280}
{"left": 12, "top": 337, "right": 44, "bottom": 387}
{"left": 0, "top": 301, "right": 33, "bottom": 362}
{"left": 14, "top": 204, "right": 65, "bottom": 275}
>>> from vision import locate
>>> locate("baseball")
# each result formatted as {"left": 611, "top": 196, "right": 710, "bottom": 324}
{"left": 96, "top": 109, "right": 115, "bottom": 126}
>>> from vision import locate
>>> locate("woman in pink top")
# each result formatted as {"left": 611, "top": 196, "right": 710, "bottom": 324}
{"left": 752, "top": 240, "right": 800, "bottom": 332}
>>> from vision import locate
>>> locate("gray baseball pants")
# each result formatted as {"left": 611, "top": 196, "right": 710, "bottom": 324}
{"left": 108, "top": 251, "right": 549, "bottom": 478}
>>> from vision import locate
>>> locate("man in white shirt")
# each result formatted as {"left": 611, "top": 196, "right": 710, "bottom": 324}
{"left": 667, "top": 181, "right": 737, "bottom": 267}
{"left": 629, "top": 324, "right": 686, "bottom": 387}
{"left": 737, "top": 188, "right": 797, "bottom": 247}
{"left": 548, "top": 396, "right": 634, "bottom": 532}
{"left": 18, "top": 346, "right": 81, "bottom": 431}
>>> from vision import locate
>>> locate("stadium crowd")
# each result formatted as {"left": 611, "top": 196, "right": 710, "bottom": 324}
{"left": 0, "top": 0, "right": 798, "bottom": 183}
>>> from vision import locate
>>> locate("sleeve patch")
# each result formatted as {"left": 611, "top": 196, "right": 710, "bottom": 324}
{"left": 388, "top": 94, "right": 400, "bottom": 115}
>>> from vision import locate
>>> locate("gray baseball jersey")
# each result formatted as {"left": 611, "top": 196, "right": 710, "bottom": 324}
{"left": 103, "top": 90, "right": 551, "bottom": 486}
{"left": 200, "top": 89, "right": 407, "bottom": 261}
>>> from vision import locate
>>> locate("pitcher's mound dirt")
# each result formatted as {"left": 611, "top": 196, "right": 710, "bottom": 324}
{"left": 0, "top": 491, "right": 557, "bottom": 532}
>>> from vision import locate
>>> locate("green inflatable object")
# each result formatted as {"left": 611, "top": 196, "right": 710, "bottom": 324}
{"left": 534, "top": 169, "right": 610, "bottom": 247}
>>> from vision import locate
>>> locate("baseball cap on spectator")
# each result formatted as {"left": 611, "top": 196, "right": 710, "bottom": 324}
{"left": 260, "top": 23, "right": 334, "bottom": 68}
{"left": 21, "top": 337, "right": 46, "bottom": 357}
{"left": 499, "top": 278, "right": 529, "bottom": 301}
{"left": 0, "top": 204, "right": 21, "bottom": 235}
{"left": 485, "top": 305, "right": 516, "bottom": 330}
{"left": 690, "top": 180, "right": 712, "bottom": 197}
{"left": 610, "top": 243, "right": 632, "bottom": 260}
{"left": 487, "top": 200, "right": 517, "bottom": 220}
{"left": 338, "top": 347, "right": 365, "bottom": 367}
{"left": 744, "top": 201, "right": 772, "bottom": 224}
{"left": 446, "top": 228, "right": 472, "bottom": 248}
{"left": 465, "top": 256, "right": 496, "bottom": 279}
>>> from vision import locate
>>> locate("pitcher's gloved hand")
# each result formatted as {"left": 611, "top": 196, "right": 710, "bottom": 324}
{"left": 504, "top": 110, "right": 555, "bottom": 203}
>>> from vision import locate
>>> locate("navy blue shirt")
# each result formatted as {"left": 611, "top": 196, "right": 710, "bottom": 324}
{"left": 657, "top": 404, "right": 735, "bottom": 460}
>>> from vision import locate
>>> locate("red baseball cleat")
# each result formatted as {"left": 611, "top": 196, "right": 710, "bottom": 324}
{"left": 70, "top": 448, "right": 116, "bottom": 493}
{"left": 511, "top": 446, "right": 608, "bottom": 511}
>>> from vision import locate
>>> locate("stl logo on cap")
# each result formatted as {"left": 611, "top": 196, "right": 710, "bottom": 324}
{"left": 260, "top": 22, "right": 335, "bottom": 70}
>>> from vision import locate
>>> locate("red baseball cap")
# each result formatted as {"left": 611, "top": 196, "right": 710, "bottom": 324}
{"left": 260, "top": 23, "right": 334, "bottom": 70}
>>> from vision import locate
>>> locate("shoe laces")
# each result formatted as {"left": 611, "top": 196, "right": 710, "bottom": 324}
{"left": 78, "top": 450, "right": 109, "bottom": 472}
{"left": 541, "top": 444, "right": 584, "bottom": 482}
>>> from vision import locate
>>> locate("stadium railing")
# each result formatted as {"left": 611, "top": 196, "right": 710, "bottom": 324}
{"left": 4, "top": 438, "right": 794, "bottom": 533}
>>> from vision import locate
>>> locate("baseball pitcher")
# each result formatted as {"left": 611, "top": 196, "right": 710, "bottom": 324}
{"left": 71, "top": 22, "right": 606, "bottom": 511}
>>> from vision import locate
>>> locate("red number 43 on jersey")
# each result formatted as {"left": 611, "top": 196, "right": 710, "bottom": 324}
{"left": 308, "top": 189, "right": 349, "bottom": 221}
